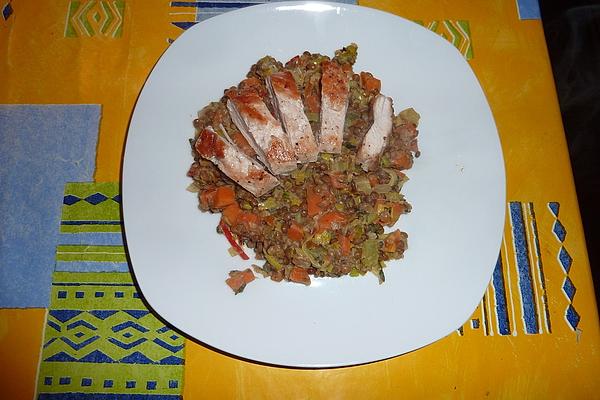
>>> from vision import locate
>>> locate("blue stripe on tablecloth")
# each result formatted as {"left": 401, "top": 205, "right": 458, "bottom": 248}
{"left": 509, "top": 202, "right": 539, "bottom": 334}
{"left": 516, "top": 0, "right": 540, "bottom": 20}
{"left": 0, "top": 105, "right": 100, "bottom": 308}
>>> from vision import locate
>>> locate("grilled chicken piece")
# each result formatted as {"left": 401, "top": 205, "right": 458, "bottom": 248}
{"left": 319, "top": 60, "right": 350, "bottom": 153}
{"left": 195, "top": 126, "right": 279, "bottom": 197}
{"left": 266, "top": 71, "right": 319, "bottom": 163}
{"left": 226, "top": 89, "right": 297, "bottom": 175}
{"left": 356, "top": 94, "right": 394, "bottom": 171}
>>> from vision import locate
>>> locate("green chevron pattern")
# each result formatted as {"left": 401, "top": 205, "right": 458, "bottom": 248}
{"left": 64, "top": 0, "right": 125, "bottom": 38}
{"left": 415, "top": 19, "right": 474, "bottom": 60}
{"left": 36, "top": 272, "right": 185, "bottom": 397}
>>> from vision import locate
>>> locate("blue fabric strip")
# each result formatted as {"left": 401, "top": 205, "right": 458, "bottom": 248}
{"left": 492, "top": 255, "right": 511, "bottom": 335}
{"left": 0, "top": 105, "right": 100, "bottom": 308}
{"left": 55, "top": 261, "right": 130, "bottom": 273}
{"left": 509, "top": 202, "right": 539, "bottom": 334}
{"left": 516, "top": 0, "right": 541, "bottom": 20}
{"left": 57, "top": 232, "right": 124, "bottom": 246}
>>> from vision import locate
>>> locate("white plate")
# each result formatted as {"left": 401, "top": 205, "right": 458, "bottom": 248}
{"left": 122, "top": 1, "right": 505, "bottom": 367}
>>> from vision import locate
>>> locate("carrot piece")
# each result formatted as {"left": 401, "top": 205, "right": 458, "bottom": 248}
{"left": 390, "top": 150, "right": 413, "bottom": 170}
{"left": 389, "top": 203, "right": 407, "bottom": 225}
{"left": 213, "top": 186, "right": 236, "bottom": 208}
{"left": 222, "top": 203, "right": 242, "bottom": 225}
{"left": 339, "top": 234, "right": 352, "bottom": 256}
{"left": 360, "top": 72, "right": 381, "bottom": 93}
{"left": 316, "top": 211, "right": 346, "bottom": 233}
{"left": 306, "top": 186, "right": 322, "bottom": 217}
{"left": 226, "top": 268, "right": 255, "bottom": 294}
{"left": 383, "top": 230, "right": 405, "bottom": 253}
{"left": 287, "top": 221, "right": 304, "bottom": 242}
{"left": 238, "top": 212, "right": 261, "bottom": 226}
{"left": 289, "top": 267, "right": 311, "bottom": 286}
{"left": 199, "top": 188, "right": 217, "bottom": 210}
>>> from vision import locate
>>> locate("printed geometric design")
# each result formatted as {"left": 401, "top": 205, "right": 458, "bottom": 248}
{"left": 64, "top": 0, "right": 125, "bottom": 38}
{"left": 36, "top": 272, "right": 184, "bottom": 398}
{"left": 566, "top": 304, "right": 581, "bottom": 330}
{"left": 416, "top": 20, "right": 473, "bottom": 60}
{"left": 460, "top": 202, "right": 554, "bottom": 338}
{"left": 61, "top": 183, "right": 122, "bottom": 233}
{"left": 558, "top": 246, "right": 572, "bottom": 273}
{"left": 57, "top": 183, "right": 127, "bottom": 272}
{"left": 562, "top": 277, "right": 576, "bottom": 302}
{"left": 552, "top": 220, "right": 566, "bottom": 242}
{"left": 2, "top": 1, "right": 13, "bottom": 20}
{"left": 548, "top": 201, "right": 579, "bottom": 332}
{"left": 548, "top": 202, "right": 560, "bottom": 217}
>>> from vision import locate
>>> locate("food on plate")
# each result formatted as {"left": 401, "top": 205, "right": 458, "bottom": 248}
{"left": 266, "top": 71, "right": 320, "bottom": 163}
{"left": 187, "top": 44, "right": 421, "bottom": 293}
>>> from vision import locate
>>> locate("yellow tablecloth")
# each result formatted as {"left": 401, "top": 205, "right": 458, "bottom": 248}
{"left": 1, "top": 1, "right": 599, "bottom": 399}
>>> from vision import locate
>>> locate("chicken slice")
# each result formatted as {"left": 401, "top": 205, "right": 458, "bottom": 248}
{"left": 356, "top": 94, "right": 394, "bottom": 171}
{"left": 194, "top": 126, "right": 279, "bottom": 197}
{"left": 266, "top": 71, "right": 319, "bottom": 163}
{"left": 319, "top": 60, "right": 350, "bottom": 153}
{"left": 226, "top": 89, "right": 297, "bottom": 175}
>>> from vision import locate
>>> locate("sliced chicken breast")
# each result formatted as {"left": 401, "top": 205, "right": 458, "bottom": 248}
{"left": 356, "top": 94, "right": 394, "bottom": 171}
{"left": 195, "top": 126, "right": 279, "bottom": 197}
{"left": 266, "top": 71, "right": 319, "bottom": 163}
{"left": 226, "top": 89, "right": 297, "bottom": 175}
{"left": 319, "top": 60, "right": 350, "bottom": 154}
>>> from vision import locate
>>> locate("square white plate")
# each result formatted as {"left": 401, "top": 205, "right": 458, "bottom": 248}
{"left": 122, "top": 1, "right": 505, "bottom": 367}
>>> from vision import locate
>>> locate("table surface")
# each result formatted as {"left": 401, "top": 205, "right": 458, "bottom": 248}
{"left": 1, "top": 0, "right": 599, "bottom": 399}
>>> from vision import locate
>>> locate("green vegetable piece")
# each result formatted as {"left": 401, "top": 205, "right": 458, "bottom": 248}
{"left": 398, "top": 107, "right": 421, "bottom": 126}
{"left": 333, "top": 43, "right": 358, "bottom": 65}
{"left": 361, "top": 239, "right": 379, "bottom": 269}
{"left": 265, "top": 254, "right": 283, "bottom": 271}
{"left": 283, "top": 191, "right": 302, "bottom": 207}
{"left": 259, "top": 196, "right": 280, "bottom": 211}
{"left": 312, "top": 230, "right": 332, "bottom": 246}
{"left": 354, "top": 175, "right": 372, "bottom": 194}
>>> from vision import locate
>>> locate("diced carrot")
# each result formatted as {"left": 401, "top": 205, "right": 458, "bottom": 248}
{"left": 383, "top": 230, "right": 405, "bottom": 253}
{"left": 213, "top": 186, "right": 236, "bottom": 208}
{"left": 199, "top": 188, "right": 217, "bottom": 210}
{"left": 389, "top": 203, "right": 407, "bottom": 225}
{"left": 238, "top": 212, "right": 261, "bottom": 229}
{"left": 390, "top": 150, "right": 413, "bottom": 170}
{"left": 225, "top": 275, "right": 245, "bottom": 294}
{"left": 222, "top": 203, "right": 242, "bottom": 225}
{"left": 287, "top": 221, "right": 304, "bottom": 242}
{"left": 316, "top": 211, "right": 347, "bottom": 233}
{"left": 263, "top": 215, "right": 275, "bottom": 225}
{"left": 225, "top": 269, "right": 255, "bottom": 294}
{"left": 360, "top": 72, "right": 381, "bottom": 93}
{"left": 239, "top": 268, "right": 255, "bottom": 284}
{"left": 289, "top": 267, "right": 311, "bottom": 285}
{"left": 306, "top": 186, "right": 322, "bottom": 217}
{"left": 339, "top": 234, "right": 351, "bottom": 256}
